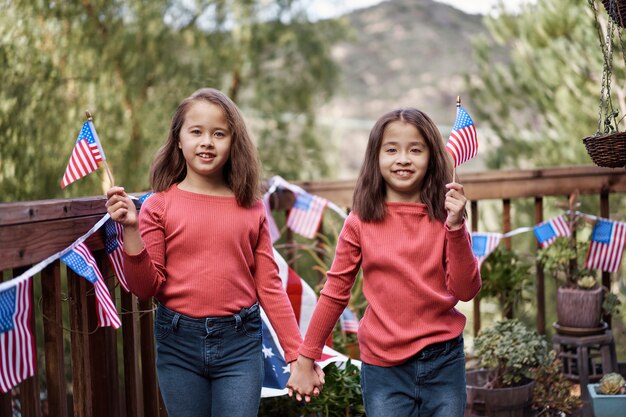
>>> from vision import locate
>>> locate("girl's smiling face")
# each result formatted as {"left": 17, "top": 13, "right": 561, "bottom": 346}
{"left": 178, "top": 101, "right": 232, "bottom": 186}
{"left": 378, "top": 120, "right": 430, "bottom": 203}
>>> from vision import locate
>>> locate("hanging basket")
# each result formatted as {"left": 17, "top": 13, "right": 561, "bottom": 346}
{"left": 602, "top": 0, "right": 626, "bottom": 28}
{"left": 582, "top": 132, "right": 626, "bottom": 168}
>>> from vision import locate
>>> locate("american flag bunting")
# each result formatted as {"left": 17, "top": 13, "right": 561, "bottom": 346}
{"left": 104, "top": 218, "right": 129, "bottom": 292}
{"left": 533, "top": 215, "right": 571, "bottom": 248}
{"left": 471, "top": 232, "right": 501, "bottom": 267}
{"left": 61, "top": 121, "right": 104, "bottom": 188}
{"left": 286, "top": 192, "right": 327, "bottom": 239}
{"left": 585, "top": 219, "right": 626, "bottom": 273}
{"left": 0, "top": 279, "right": 35, "bottom": 393}
{"left": 446, "top": 106, "right": 478, "bottom": 167}
{"left": 61, "top": 243, "right": 121, "bottom": 328}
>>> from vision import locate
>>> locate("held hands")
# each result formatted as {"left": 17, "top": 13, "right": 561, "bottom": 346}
{"left": 445, "top": 182, "right": 467, "bottom": 231}
{"left": 105, "top": 186, "right": 138, "bottom": 228}
{"left": 286, "top": 355, "right": 325, "bottom": 402}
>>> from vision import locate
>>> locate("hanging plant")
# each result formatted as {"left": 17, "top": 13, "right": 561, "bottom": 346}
{"left": 583, "top": 0, "right": 626, "bottom": 168}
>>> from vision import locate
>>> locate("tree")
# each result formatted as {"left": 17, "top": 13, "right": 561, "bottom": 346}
{"left": 0, "top": 0, "right": 344, "bottom": 202}
{"left": 468, "top": 0, "right": 614, "bottom": 169}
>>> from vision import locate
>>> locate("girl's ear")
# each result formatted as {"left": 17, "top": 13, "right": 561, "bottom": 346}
{"left": 177, "top": 141, "right": 182, "bottom": 149}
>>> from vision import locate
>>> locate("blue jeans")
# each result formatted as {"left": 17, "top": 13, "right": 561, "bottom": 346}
{"left": 154, "top": 303, "right": 264, "bottom": 417}
{"left": 361, "top": 336, "right": 466, "bottom": 417}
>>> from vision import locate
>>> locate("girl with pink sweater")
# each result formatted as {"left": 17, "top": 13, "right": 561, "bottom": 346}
{"left": 288, "top": 107, "right": 481, "bottom": 417}
{"left": 105, "top": 88, "right": 320, "bottom": 416}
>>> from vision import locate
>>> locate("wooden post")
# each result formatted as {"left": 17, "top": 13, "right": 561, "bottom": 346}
{"left": 68, "top": 268, "right": 93, "bottom": 417}
{"left": 88, "top": 253, "right": 120, "bottom": 417}
{"left": 534, "top": 197, "right": 546, "bottom": 335}
{"left": 41, "top": 261, "right": 69, "bottom": 417}
{"left": 121, "top": 290, "right": 143, "bottom": 417}
{"left": 139, "top": 298, "right": 159, "bottom": 417}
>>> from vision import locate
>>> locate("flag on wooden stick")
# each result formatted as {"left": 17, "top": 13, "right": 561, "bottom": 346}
{"left": 61, "top": 120, "right": 106, "bottom": 188}
{"left": 446, "top": 105, "right": 478, "bottom": 167}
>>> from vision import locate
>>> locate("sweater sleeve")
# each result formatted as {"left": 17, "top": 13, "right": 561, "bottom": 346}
{"left": 444, "top": 222, "right": 481, "bottom": 301}
{"left": 123, "top": 194, "right": 167, "bottom": 299}
{"left": 253, "top": 214, "right": 303, "bottom": 363}
{"left": 299, "top": 214, "right": 362, "bottom": 360}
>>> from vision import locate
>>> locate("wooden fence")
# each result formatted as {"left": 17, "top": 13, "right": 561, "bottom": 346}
{"left": 1, "top": 165, "right": 625, "bottom": 416}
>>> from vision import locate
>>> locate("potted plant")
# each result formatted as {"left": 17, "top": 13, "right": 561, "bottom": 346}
{"left": 466, "top": 319, "right": 551, "bottom": 416}
{"left": 587, "top": 372, "right": 626, "bottom": 417}
{"left": 532, "top": 357, "right": 583, "bottom": 416}
{"left": 537, "top": 192, "right": 620, "bottom": 332}
{"left": 480, "top": 247, "right": 532, "bottom": 319}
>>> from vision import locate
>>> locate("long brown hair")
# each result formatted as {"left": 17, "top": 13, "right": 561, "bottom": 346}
{"left": 150, "top": 88, "right": 260, "bottom": 208}
{"left": 352, "top": 108, "right": 452, "bottom": 222}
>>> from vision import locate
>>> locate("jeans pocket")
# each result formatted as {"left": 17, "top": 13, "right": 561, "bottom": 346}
{"left": 242, "top": 311, "right": 262, "bottom": 340}
{"left": 154, "top": 309, "right": 174, "bottom": 341}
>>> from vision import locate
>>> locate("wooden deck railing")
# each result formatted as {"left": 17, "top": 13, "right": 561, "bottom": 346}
{"left": 1, "top": 165, "right": 625, "bottom": 416}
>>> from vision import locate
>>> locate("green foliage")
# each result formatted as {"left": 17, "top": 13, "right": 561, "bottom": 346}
{"left": 473, "top": 319, "right": 551, "bottom": 388}
{"left": 468, "top": 0, "right": 608, "bottom": 168}
{"left": 537, "top": 237, "right": 596, "bottom": 288}
{"left": 0, "top": 0, "right": 345, "bottom": 202}
{"left": 531, "top": 357, "right": 583, "bottom": 415}
{"left": 603, "top": 291, "right": 621, "bottom": 316}
{"left": 258, "top": 360, "right": 364, "bottom": 417}
{"left": 301, "top": 360, "right": 365, "bottom": 417}
{"left": 480, "top": 246, "right": 532, "bottom": 318}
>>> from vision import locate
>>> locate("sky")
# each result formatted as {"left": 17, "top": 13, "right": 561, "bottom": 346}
{"left": 307, "top": 0, "right": 536, "bottom": 19}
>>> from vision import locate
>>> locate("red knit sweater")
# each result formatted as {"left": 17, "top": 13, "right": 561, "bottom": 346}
{"left": 299, "top": 203, "right": 481, "bottom": 366}
{"left": 124, "top": 184, "right": 302, "bottom": 362}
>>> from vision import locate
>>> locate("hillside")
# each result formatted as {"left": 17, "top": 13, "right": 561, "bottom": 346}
{"left": 319, "top": 0, "right": 497, "bottom": 177}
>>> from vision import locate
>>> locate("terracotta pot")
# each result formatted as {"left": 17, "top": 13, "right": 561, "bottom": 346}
{"left": 466, "top": 369, "right": 535, "bottom": 417}
{"left": 556, "top": 286, "right": 603, "bottom": 329}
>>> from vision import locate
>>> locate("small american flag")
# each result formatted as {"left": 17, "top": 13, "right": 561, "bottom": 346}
{"left": 534, "top": 215, "right": 571, "bottom": 248}
{"left": 286, "top": 192, "right": 327, "bottom": 239}
{"left": 446, "top": 106, "right": 478, "bottom": 167}
{"left": 471, "top": 232, "right": 501, "bottom": 267}
{"left": 61, "top": 243, "right": 121, "bottom": 328}
{"left": 339, "top": 307, "right": 359, "bottom": 334}
{"left": 104, "top": 218, "right": 129, "bottom": 292}
{"left": 585, "top": 219, "right": 626, "bottom": 273}
{"left": 61, "top": 121, "right": 104, "bottom": 188}
{"left": 0, "top": 279, "right": 35, "bottom": 393}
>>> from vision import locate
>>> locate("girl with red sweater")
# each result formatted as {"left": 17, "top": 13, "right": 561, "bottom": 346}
{"left": 287, "top": 107, "right": 481, "bottom": 417}
{"left": 105, "top": 88, "right": 319, "bottom": 417}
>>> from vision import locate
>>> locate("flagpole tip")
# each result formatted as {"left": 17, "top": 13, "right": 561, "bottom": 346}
{"left": 456, "top": 96, "right": 461, "bottom": 107}
{"left": 85, "top": 111, "right": 93, "bottom": 121}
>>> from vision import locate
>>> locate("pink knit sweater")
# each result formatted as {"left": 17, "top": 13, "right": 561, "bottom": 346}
{"left": 124, "top": 184, "right": 302, "bottom": 362}
{"left": 299, "top": 203, "right": 481, "bottom": 366}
